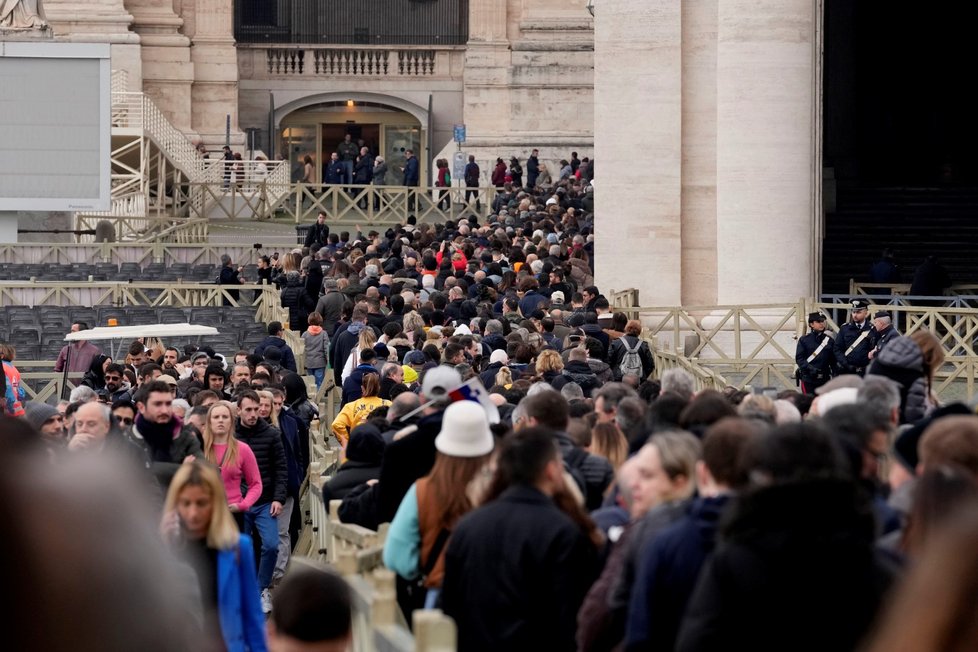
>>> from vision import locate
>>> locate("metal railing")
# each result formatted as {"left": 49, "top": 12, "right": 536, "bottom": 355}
{"left": 234, "top": 0, "right": 469, "bottom": 45}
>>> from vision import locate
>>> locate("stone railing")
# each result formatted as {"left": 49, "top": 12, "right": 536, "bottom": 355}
{"left": 242, "top": 45, "right": 461, "bottom": 79}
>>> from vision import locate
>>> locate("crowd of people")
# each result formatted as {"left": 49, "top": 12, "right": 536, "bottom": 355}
{"left": 4, "top": 166, "right": 978, "bottom": 651}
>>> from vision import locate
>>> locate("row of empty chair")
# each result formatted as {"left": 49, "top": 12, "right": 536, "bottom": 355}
{"left": 0, "top": 262, "right": 261, "bottom": 283}
{"left": 0, "top": 306, "right": 269, "bottom": 362}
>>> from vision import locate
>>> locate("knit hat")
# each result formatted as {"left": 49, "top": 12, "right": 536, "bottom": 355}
{"left": 434, "top": 401, "right": 494, "bottom": 457}
{"left": 24, "top": 401, "right": 61, "bottom": 431}
{"left": 405, "top": 350, "right": 427, "bottom": 367}
{"left": 402, "top": 365, "right": 419, "bottom": 384}
{"left": 345, "top": 424, "right": 386, "bottom": 465}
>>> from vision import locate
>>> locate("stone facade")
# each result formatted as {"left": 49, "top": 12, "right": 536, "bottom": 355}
{"left": 594, "top": 0, "right": 820, "bottom": 306}
{"left": 46, "top": 0, "right": 595, "bottom": 175}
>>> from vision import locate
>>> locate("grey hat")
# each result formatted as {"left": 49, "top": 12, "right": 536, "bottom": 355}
{"left": 191, "top": 351, "right": 210, "bottom": 364}
{"left": 24, "top": 401, "right": 61, "bottom": 431}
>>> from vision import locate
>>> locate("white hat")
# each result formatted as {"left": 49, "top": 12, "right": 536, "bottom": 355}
{"left": 435, "top": 401, "right": 494, "bottom": 457}
{"left": 551, "top": 291, "right": 565, "bottom": 304}
{"left": 816, "top": 387, "right": 859, "bottom": 416}
{"left": 454, "top": 324, "right": 472, "bottom": 335}
{"left": 546, "top": 197, "right": 558, "bottom": 206}
{"left": 422, "top": 274, "right": 435, "bottom": 288}
{"left": 489, "top": 349, "right": 509, "bottom": 365}
{"left": 421, "top": 365, "right": 463, "bottom": 402}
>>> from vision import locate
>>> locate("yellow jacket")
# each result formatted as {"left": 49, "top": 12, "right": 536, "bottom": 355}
{"left": 331, "top": 395, "right": 391, "bottom": 445}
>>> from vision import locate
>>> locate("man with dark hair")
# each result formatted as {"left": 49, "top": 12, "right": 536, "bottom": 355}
{"left": 235, "top": 390, "right": 288, "bottom": 614}
{"left": 102, "top": 363, "right": 133, "bottom": 403}
{"left": 126, "top": 341, "right": 148, "bottom": 372}
{"left": 442, "top": 427, "right": 598, "bottom": 651}
{"left": 203, "top": 363, "right": 230, "bottom": 399}
{"left": 255, "top": 321, "right": 298, "bottom": 372}
{"left": 137, "top": 362, "right": 162, "bottom": 387}
{"left": 340, "top": 348, "right": 379, "bottom": 406}
{"left": 626, "top": 418, "right": 760, "bottom": 651}
{"left": 54, "top": 322, "right": 101, "bottom": 374}
{"left": 269, "top": 564, "right": 353, "bottom": 651}
{"left": 520, "top": 390, "right": 614, "bottom": 510}
{"left": 128, "top": 380, "right": 202, "bottom": 489}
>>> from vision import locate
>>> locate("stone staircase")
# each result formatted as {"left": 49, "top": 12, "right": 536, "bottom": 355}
{"left": 822, "top": 186, "right": 978, "bottom": 294}
{"left": 75, "top": 71, "right": 289, "bottom": 242}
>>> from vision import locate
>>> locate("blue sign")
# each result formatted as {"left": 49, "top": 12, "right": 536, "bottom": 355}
{"left": 453, "top": 124, "right": 466, "bottom": 143}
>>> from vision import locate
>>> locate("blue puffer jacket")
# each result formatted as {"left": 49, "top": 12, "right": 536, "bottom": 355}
{"left": 217, "top": 534, "right": 268, "bottom": 651}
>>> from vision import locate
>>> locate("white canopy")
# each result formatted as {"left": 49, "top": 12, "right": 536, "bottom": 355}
{"left": 65, "top": 323, "right": 219, "bottom": 342}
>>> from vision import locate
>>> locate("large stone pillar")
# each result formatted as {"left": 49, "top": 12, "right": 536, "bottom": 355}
{"left": 187, "top": 0, "right": 243, "bottom": 147}
{"left": 594, "top": 0, "right": 683, "bottom": 305}
{"left": 714, "top": 0, "right": 817, "bottom": 304}
{"left": 46, "top": 0, "right": 141, "bottom": 89}
{"left": 124, "top": 0, "right": 195, "bottom": 134}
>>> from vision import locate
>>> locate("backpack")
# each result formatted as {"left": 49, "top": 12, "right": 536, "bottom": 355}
{"left": 618, "top": 336, "right": 644, "bottom": 379}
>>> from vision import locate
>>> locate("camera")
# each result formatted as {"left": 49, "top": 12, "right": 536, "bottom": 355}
{"left": 253, "top": 243, "right": 263, "bottom": 250}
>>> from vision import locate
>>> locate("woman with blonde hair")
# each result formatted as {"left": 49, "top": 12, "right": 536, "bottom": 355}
{"left": 331, "top": 373, "right": 390, "bottom": 446}
{"left": 591, "top": 421, "right": 629, "bottom": 471}
{"left": 160, "top": 461, "right": 267, "bottom": 651}
{"left": 494, "top": 365, "right": 514, "bottom": 389}
{"left": 341, "top": 327, "right": 377, "bottom": 384}
{"left": 536, "top": 349, "right": 565, "bottom": 386}
{"left": 403, "top": 311, "right": 427, "bottom": 347}
{"left": 202, "top": 401, "right": 262, "bottom": 532}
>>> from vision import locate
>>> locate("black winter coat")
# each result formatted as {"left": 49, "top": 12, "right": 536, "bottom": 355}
{"left": 552, "top": 360, "right": 600, "bottom": 397}
{"left": 280, "top": 276, "right": 314, "bottom": 333}
{"left": 442, "top": 485, "right": 599, "bottom": 652}
{"left": 676, "top": 479, "right": 899, "bottom": 652}
{"left": 322, "top": 461, "right": 382, "bottom": 503}
{"left": 234, "top": 418, "right": 288, "bottom": 506}
{"left": 608, "top": 335, "right": 655, "bottom": 381}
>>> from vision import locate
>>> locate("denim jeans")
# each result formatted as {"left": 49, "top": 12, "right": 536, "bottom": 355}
{"left": 341, "top": 160, "right": 354, "bottom": 185}
{"left": 273, "top": 497, "right": 295, "bottom": 583}
{"left": 244, "top": 502, "right": 279, "bottom": 589}
{"left": 310, "top": 367, "right": 325, "bottom": 389}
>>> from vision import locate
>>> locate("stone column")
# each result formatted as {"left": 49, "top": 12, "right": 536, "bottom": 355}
{"left": 714, "top": 0, "right": 817, "bottom": 304}
{"left": 187, "top": 0, "right": 243, "bottom": 148}
{"left": 124, "top": 0, "right": 195, "bottom": 134}
{"left": 594, "top": 0, "right": 683, "bottom": 305}
{"left": 45, "top": 0, "right": 141, "bottom": 88}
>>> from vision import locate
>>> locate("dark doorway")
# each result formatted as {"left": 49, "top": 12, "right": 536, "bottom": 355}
{"left": 824, "top": 3, "right": 978, "bottom": 187}
{"left": 322, "top": 124, "right": 380, "bottom": 160}
{"left": 821, "top": 2, "right": 978, "bottom": 294}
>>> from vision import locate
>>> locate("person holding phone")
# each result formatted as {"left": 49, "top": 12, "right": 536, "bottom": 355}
{"left": 161, "top": 460, "right": 268, "bottom": 652}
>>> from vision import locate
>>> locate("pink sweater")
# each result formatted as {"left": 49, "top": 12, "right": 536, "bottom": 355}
{"left": 213, "top": 441, "right": 263, "bottom": 511}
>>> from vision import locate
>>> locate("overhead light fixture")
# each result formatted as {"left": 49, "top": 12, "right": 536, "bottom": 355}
{"left": 586, "top": 0, "right": 594, "bottom": 17}
{"left": 347, "top": 100, "right": 355, "bottom": 107}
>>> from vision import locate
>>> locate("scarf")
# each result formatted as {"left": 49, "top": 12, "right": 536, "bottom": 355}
{"left": 135, "top": 414, "right": 177, "bottom": 462}
{"left": 306, "top": 325, "right": 323, "bottom": 336}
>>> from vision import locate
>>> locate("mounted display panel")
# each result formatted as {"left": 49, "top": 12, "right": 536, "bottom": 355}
{"left": 0, "top": 41, "right": 111, "bottom": 211}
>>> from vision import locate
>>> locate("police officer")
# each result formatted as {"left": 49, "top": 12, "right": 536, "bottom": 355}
{"left": 795, "top": 311, "right": 836, "bottom": 394}
{"left": 834, "top": 299, "right": 877, "bottom": 376}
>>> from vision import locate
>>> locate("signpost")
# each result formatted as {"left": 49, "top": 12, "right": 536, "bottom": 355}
{"left": 453, "top": 124, "right": 466, "bottom": 145}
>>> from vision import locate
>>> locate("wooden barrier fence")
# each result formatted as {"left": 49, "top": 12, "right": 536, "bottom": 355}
{"left": 612, "top": 289, "right": 978, "bottom": 400}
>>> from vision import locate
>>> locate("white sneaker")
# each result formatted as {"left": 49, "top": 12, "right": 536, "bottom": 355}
{"left": 260, "top": 588, "right": 272, "bottom": 614}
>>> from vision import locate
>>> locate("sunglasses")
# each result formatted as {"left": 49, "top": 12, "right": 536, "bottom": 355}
{"left": 115, "top": 416, "right": 134, "bottom": 426}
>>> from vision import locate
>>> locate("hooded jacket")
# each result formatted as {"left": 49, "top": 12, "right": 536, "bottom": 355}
{"left": 867, "top": 335, "right": 928, "bottom": 424}
{"left": 254, "top": 335, "right": 297, "bottom": 373}
{"left": 553, "top": 360, "right": 600, "bottom": 397}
